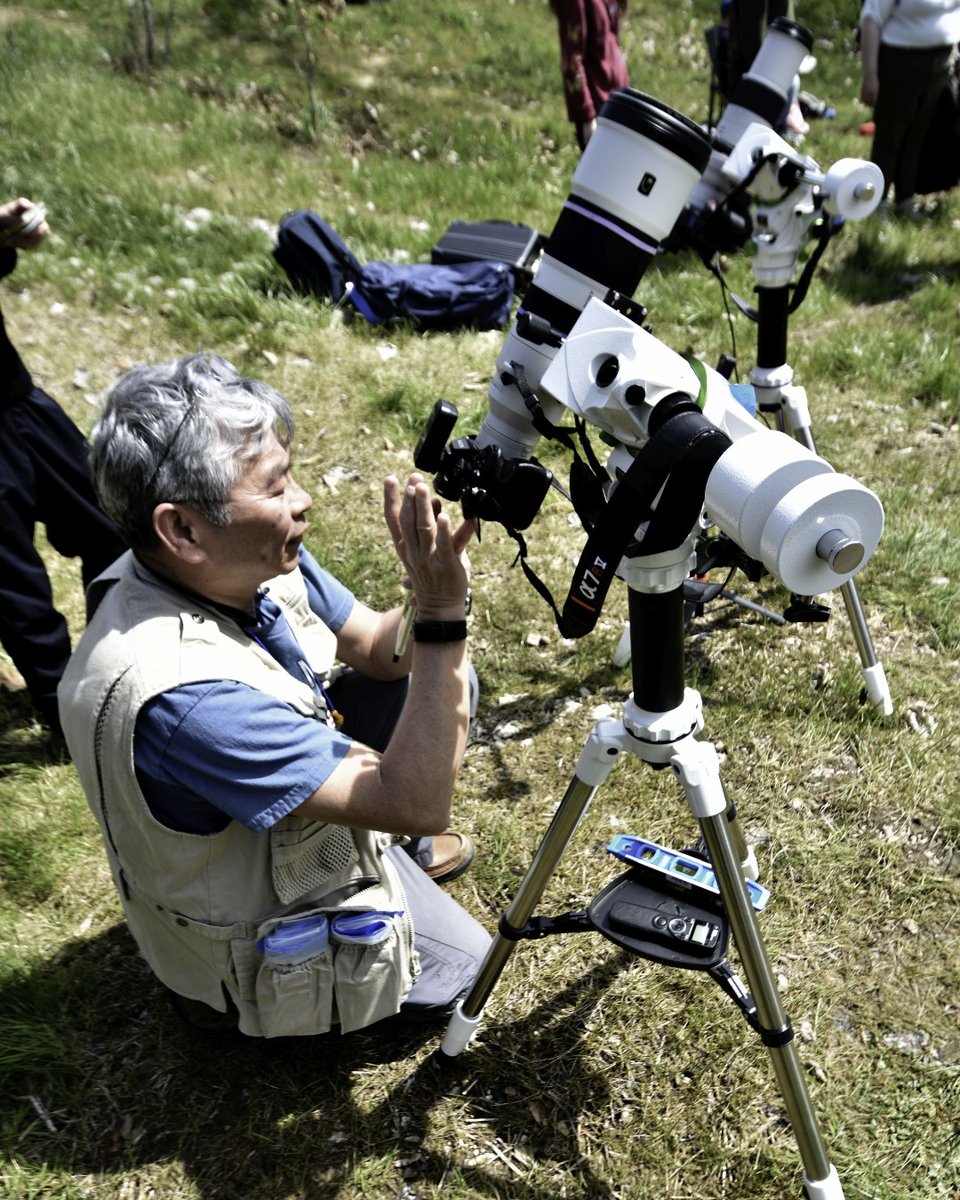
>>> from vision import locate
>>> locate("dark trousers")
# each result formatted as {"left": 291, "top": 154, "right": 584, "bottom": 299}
{"left": 0, "top": 388, "right": 126, "bottom": 730}
{"left": 872, "top": 43, "right": 953, "bottom": 204}
{"left": 728, "top": 0, "right": 791, "bottom": 91}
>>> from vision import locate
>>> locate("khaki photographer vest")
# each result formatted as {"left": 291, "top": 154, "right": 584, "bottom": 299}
{"left": 58, "top": 553, "right": 418, "bottom": 1037}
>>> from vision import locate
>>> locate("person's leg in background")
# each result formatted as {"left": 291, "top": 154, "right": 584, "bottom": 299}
{"left": 885, "top": 46, "right": 952, "bottom": 214}
{"left": 727, "top": 0, "right": 790, "bottom": 90}
{"left": 0, "top": 408, "right": 72, "bottom": 735}
{"left": 870, "top": 45, "right": 948, "bottom": 214}
{"left": 0, "top": 391, "right": 125, "bottom": 737}
{"left": 24, "top": 387, "right": 126, "bottom": 586}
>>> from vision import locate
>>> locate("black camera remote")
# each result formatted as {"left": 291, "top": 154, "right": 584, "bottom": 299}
{"left": 609, "top": 900, "right": 720, "bottom": 953}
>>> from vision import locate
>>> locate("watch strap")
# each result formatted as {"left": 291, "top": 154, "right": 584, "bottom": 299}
{"left": 412, "top": 619, "right": 468, "bottom": 643}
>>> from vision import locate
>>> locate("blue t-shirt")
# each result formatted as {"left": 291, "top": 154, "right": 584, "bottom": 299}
{"left": 134, "top": 547, "right": 356, "bottom": 835}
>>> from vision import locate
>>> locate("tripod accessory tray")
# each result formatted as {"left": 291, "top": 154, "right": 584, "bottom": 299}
{"left": 588, "top": 867, "right": 730, "bottom": 970}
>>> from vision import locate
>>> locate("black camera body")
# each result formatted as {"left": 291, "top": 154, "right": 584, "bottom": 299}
{"left": 665, "top": 190, "right": 753, "bottom": 259}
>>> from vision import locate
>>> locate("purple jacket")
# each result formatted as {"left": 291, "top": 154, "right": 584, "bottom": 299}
{"left": 555, "top": 0, "right": 630, "bottom": 127}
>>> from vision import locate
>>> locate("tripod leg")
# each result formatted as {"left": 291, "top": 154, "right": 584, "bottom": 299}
{"left": 440, "top": 721, "right": 627, "bottom": 1057}
{"left": 673, "top": 739, "right": 846, "bottom": 1198}
{"left": 839, "top": 581, "right": 893, "bottom": 716}
{"left": 775, "top": 386, "right": 893, "bottom": 717}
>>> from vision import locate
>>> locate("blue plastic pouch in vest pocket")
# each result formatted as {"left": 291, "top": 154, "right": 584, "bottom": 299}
{"left": 330, "top": 910, "right": 402, "bottom": 946}
{"left": 250, "top": 911, "right": 335, "bottom": 1038}
{"left": 259, "top": 914, "right": 330, "bottom": 962}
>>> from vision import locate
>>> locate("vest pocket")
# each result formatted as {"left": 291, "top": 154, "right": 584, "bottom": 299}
{"left": 228, "top": 906, "right": 414, "bottom": 1037}
{"left": 333, "top": 927, "right": 407, "bottom": 1033}
{"left": 270, "top": 821, "right": 362, "bottom": 905}
{"left": 235, "top": 911, "right": 337, "bottom": 1038}
{"left": 255, "top": 949, "right": 336, "bottom": 1038}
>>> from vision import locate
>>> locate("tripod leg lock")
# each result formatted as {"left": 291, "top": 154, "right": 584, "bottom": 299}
{"left": 670, "top": 740, "right": 726, "bottom": 818}
{"left": 757, "top": 1016, "right": 794, "bottom": 1049}
{"left": 497, "top": 915, "right": 530, "bottom": 942}
{"left": 497, "top": 911, "right": 593, "bottom": 941}
{"left": 575, "top": 717, "right": 633, "bottom": 785}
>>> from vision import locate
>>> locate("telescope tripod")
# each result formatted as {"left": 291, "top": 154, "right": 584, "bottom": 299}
{"left": 750, "top": 284, "right": 892, "bottom": 717}
{"left": 441, "top": 565, "right": 846, "bottom": 1199}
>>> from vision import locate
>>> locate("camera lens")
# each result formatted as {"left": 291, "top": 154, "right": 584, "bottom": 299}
{"left": 480, "top": 90, "right": 711, "bottom": 460}
{"left": 520, "top": 91, "right": 711, "bottom": 340}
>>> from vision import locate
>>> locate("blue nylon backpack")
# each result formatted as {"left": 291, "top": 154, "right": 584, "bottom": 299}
{"left": 349, "top": 259, "right": 514, "bottom": 331}
{"left": 274, "top": 210, "right": 515, "bottom": 332}
{"left": 273, "top": 210, "right": 363, "bottom": 303}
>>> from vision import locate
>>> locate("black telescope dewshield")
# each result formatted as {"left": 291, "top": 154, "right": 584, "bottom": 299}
{"left": 477, "top": 91, "right": 711, "bottom": 462}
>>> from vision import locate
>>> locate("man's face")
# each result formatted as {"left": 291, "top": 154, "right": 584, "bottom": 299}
{"left": 201, "top": 430, "right": 313, "bottom": 606}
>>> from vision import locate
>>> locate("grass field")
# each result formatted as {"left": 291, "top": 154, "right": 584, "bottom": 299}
{"left": 1, "top": 2, "right": 959, "bottom": 1198}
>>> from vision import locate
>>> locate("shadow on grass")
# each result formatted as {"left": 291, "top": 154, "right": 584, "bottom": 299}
{"left": 1, "top": 919, "right": 628, "bottom": 1198}
{"left": 826, "top": 226, "right": 960, "bottom": 304}
{"left": 0, "top": 688, "right": 67, "bottom": 771}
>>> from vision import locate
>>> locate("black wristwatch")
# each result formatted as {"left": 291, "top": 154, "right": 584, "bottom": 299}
{"left": 412, "top": 619, "right": 468, "bottom": 643}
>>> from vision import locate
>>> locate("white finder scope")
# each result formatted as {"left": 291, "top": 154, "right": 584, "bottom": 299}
{"left": 683, "top": 18, "right": 814, "bottom": 226}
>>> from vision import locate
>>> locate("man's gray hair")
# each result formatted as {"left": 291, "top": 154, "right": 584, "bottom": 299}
{"left": 91, "top": 353, "right": 295, "bottom": 552}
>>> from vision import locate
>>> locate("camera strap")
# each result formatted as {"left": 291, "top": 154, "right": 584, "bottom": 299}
{"left": 506, "top": 360, "right": 608, "bottom": 532}
{"left": 560, "top": 401, "right": 731, "bottom": 637}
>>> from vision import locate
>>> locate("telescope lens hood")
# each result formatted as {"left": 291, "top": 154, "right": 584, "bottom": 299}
{"left": 766, "top": 17, "right": 814, "bottom": 52}
{"left": 602, "top": 90, "right": 711, "bottom": 174}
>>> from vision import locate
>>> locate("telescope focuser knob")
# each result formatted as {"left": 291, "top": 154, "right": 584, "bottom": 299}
{"left": 855, "top": 180, "right": 876, "bottom": 204}
{"left": 816, "top": 529, "right": 864, "bottom": 575}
